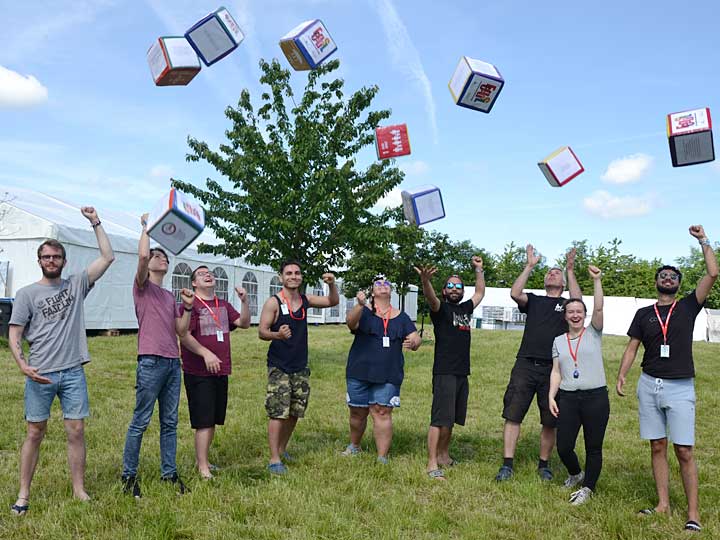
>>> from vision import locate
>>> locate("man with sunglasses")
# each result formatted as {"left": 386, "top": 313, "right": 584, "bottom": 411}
{"left": 8, "top": 206, "right": 115, "bottom": 514}
{"left": 415, "top": 256, "right": 485, "bottom": 480}
{"left": 616, "top": 225, "right": 717, "bottom": 533}
{"left": 258, "top": 260, "right": 339, "bottom": 474}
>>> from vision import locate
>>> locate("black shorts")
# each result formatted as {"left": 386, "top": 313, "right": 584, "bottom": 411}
{"left": 183, "top": 373, "right": 229, "bottom": 429}
{"left": 430, "top": 374, "right": 469, "bottom": 427}
{"left": 502, "top": 359, "right": 556, "bottom": 427}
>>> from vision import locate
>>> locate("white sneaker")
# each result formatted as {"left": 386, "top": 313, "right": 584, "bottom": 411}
{"left": 563, "top": 471, "right": 585, "bottom": 489}
{"left": 569, "top": 487, "right": 593, "bottom": 505}
{"left": 341, "top": 444, "right": 361, "bottom": 457}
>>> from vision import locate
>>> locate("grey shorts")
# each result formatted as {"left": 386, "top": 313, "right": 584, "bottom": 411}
{"left": 637, "top": 372, "right": 695, "bottom": 446}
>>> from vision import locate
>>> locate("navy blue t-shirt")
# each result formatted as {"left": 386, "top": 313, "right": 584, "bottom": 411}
{"left": 267, "top": 294, "right": 310, "bottom": 373}
{"left": 346, "top": 307, "right": 417, "bottom": 385}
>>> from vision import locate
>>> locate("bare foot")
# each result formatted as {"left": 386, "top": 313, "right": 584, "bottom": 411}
{"left": 74, "top": 491, "right": 91, "bottom": 502}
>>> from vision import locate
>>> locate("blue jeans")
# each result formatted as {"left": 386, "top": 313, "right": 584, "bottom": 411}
{"left": 122, "top": 355, "right": 181, "bottom": 478}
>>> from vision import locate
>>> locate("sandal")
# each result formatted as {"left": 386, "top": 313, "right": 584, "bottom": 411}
{"left": 684, "top": 520, "right": 701, "bottom": 532}
{"left": 427, "top": 469, "right": 446, "bottom": 480}
{"left": 11, "top": 497, "right": 29, "bottom": 516}
{"left": 638, "top": 508, "right": 656, "bottom": 516}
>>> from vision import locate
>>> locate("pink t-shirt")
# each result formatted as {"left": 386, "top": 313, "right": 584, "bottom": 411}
{"left": 133, "top": 280, "right": 180, "bottom": 359}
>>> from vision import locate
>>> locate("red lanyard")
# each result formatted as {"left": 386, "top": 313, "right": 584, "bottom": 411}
{"left": 280, "top": 290, "right": 306, "bottom": 321}
{"left": 378, "top": 307, "right": 392, "bottom": 336}
{"left": 197, "top": 296, "right": 222, "bottom": 330}
{"left": 566, "top": 327, "right": 586, "bottom": 370}
{"left": 653, "top": 301, "right": 677, "bottom": 344}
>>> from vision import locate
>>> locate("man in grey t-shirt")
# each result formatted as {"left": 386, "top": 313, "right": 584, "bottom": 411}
{"left": 8, "top": 206, "right": 115, "bottom": 515}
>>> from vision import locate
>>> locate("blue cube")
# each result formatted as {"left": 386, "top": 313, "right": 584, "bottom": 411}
{"left": 185, "top": 6, "right": 244, "bottom": 66}
{"left": 401, "top": 185, "right": 445, "bottom": 226}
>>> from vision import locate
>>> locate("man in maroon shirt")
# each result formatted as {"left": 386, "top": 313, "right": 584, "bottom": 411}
{"left": 180, "top": 265, "right": 251, "bottom": 479}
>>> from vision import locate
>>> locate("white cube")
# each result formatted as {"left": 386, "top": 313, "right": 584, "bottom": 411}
{"left": 185, "top": 6, "right": 244, "bottom": 66}
{"left": 401, "top": 185, "right": 445, "bottom": 226}
{"left": 147, "top": 188, "right": 205, "bottom": 255}
{"left": 667, "top": 107, "right": 714, "bottom": 167}
{"left": 448, "top": 56, "right": 504, "bottom": 113}
{"left": 279, "top": 19, "right": 337, "bottom": 71}
{"left": 538, "top": 146, "right": 584, "bottom": 187}
{"left": 147, "top": 37, "right": 201, "bottom": 86}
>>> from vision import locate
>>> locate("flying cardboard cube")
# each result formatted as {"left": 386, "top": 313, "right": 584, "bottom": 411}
{"left": 401, "top": 185, "right": 445, "bottom": 226}
{"left": 147, "top": 37, "right": 201, "bottom": 86}
{"left": 538, "top": 146, "right": 584, "bottom": 187}
{"left": 279, "top": 19, "right": 337, "bottom": 71}
{"left": 185, "top": 6, "right": 244, "bottom": 66}
{"left": 147, "top": 188, "right": 205, "bottom": 255}
{"left": 448, "top": 56, "right": 504, "bottom": 113}
{"left": 375, "top": 124, "right": 411, "bottom": 160}
{"left": 667, "top": 107, "right": 714, "bottom": 167}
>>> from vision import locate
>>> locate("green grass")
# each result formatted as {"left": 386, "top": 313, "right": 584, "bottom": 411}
{"left": 1, "top": 326, "right": 719, "bottom": 539}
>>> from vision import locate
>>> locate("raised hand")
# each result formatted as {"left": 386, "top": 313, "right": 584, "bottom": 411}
{"left": 356, "top": 290, "right": 367, "bottom": 306}
{"left": 588, "top": 265, "right": 602, "bottom": 280}
{"left": 471, "top": 256, "right": 483, "bottom": 271}
{"left": 566, "top": 248, "right": 577, "bottom": 272}
{"left": 277, "top": 324, "right": 292, "bottom": 340}
{"left": 413, "top": 265, "right": 437, "bottom": 282}
{"left": 180, "top": 288, "right": 195, "bottom": 309}
{"left": 526, "top": 244, "right": 540, "bottom": 267}
{"left": 140, "top": 212, "right": 149, "bottom": 228}
{"left": 322, "top": 273, "right": 336, "bottom": 285}
{"left": 235, "top": 286, "right": 247, "bottom": 302}
{"left": 689, "top": 225, "right": 706, "bottom": 239}
{"left": 81, "top": 206, "right": 99, "bottom": 223}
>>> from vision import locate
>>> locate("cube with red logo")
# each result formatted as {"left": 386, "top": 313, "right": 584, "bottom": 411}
{"left": 147, "top": 187, "right": 205, "bottom": 255}
{"left": 448, "top": 56, "right": 504, "bottom": 113}
{"left": 537, "top": 146, "right": 584, "bottom": 187}
{"left": 279, "top": 19, "right": 337, "bottom": 71}
{"left": 401, "top": 185, "right": 445, "bottom": 226}
{"left": 147, "top": 37, "right": 201, "bottom": 86}
{"left": 375, "top": 124, "right": 411, "bottom": 160}
{"left": 667, "top": 107, "right": 714, "bottom": 167}
{"left": 184, "top": 6, "right": 245, "bottom": 66}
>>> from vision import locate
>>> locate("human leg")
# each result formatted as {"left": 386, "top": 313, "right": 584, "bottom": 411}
{"left": 556, "top": 391, "right": 582, "bottom": 477}
{"left": 579, "top": 388, "right": 610, "bottom": 492}
{"left": 369, "top": 404, "right": 393, "bottom": 458}
{"left": 157, "top": 359, "right": 181, "bottom": 478}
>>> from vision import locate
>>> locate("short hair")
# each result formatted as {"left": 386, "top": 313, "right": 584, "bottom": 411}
{"left": 190, "top": 265, "right": 210, "bottom": 284}
{"left": 279, "top": 259, "right": 302, "bottom": 274}
{"left": 563, "top": 297, "right": 587, "bottom": 313}
{"left": 37, "top": 239, "right": 66, "bottom": 260}
{"left": 655, "top": 265, "right": 682, "bottom": 282}
{"left": 546, "top": 266, "right": 567, "bottom": 286}
{"left": 445, "top": 274, "right": 464, "bottom": 287}
{"left": 150, "top": 247, "right": 169, "bottom": 262}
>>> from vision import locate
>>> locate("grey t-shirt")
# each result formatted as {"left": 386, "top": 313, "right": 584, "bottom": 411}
{"left": 9, "top": 271, "right": 93, "bottom": 374}
{"left": 552, "top": 324, "right": 606, "bottom": 391}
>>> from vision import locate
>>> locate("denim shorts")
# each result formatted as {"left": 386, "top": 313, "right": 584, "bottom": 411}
{"left": 346, "top": 378, "right": 401, "bottom": 408}
{"left": 637, "top": 372, "right": 695, "bottom": 445}
{"left": 24, "top": 364, "right": 90, "bottom": 422}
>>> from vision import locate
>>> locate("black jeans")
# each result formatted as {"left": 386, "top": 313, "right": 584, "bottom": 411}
{"left": 556, "top": 386, "right": 610, "bottom": 491}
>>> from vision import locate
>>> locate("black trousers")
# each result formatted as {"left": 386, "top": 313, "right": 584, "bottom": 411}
{"left": 556, "top": 386, "right": 610, "bottom": 491}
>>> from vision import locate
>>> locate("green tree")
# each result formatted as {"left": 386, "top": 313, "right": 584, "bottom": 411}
{"left": 676, "top": 244, "right": 720, "bottom": 309}
{"left": 173, "top": 59, "right": 403, "bottom": 287}
{"left": 491, "top": 242, "right": 547, "bottom": 290}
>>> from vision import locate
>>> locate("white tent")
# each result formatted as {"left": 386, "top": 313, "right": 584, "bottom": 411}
{"left": 0, "top": 186, "right": 417, "bottom": 329}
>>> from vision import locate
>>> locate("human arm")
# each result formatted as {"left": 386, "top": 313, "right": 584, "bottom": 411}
{"left": 232, "top": 286, "right": 251, "bottom": 329}
{"left": 470, "top": 256, "right": 485, "bottom": 308}
{"left": 346, "top": 291, "right": 367, "bottom": 331}
{"left": 402, "top": 331, "right": 422, "bottom": 351}
{"left": 689, "top": 225, "right": 719, "bottom": 304}
{"left": 135, "top": 213, "right": 151, "bottom": 288}
{"left": 549, "top": 357, "right": 561, "bottom": 418}
{"left": 8, "top": 324, "right": 52, "bottom": 384}
{"left": 82, "top": 206, "right": 115, "bottom": 286}
{"left": 179, "top": 333, "right": 223, "bottom": 374}
{"left": 616, "top": 338, "right": 641, "bottom": 396}
{"left": 413, "top": 265, "right": 440, "bottom": 312}
{"left": 307, "top": 273, "right": 339, "bottom": 308}
{"left": 174, "top": 288, "right": 195, "bottom": 337}
{"left": 510, "top": 244, "right": 540, "bottom": 307}
{"left": 589, "top": 265, "right": 603, "bottom": 331}
{"left": 258, "top": 297, "right": 291, "bottom": 341}
{"left": 566, "top": 247, "right": 581, "bottom": 299}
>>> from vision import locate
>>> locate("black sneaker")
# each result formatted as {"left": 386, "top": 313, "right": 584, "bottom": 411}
{"left": 121, "top": 475, "right": 141, "bottom": 498}
{"left": 161, "top": 473, "right": 189, "bottom": 495}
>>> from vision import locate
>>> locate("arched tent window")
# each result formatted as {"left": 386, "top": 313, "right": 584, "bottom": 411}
{"left": 311, "top": 281, "right": 324, "bottom": 316}
{"left": 213, "top": 267, "right": 229, "bottom": 301}
{"left": 172, "top": 263, "right": 192, "bottom": 302}
{"left": 242, "top": 271, "right": 258, "bottom": 316}
{"left": 269, "top": 276, "right": 282, "bottom": 297}
{"left": 345, "top": 297, "right": 356, "bottom": 316}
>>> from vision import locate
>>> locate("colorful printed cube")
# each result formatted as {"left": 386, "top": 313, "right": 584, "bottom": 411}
{"left": 147, "top": 37, "right": 201, "bottom": 86}
{"left": 375, "top": 124, "right": 411, "bottom": 160}
{"left": 184, "top": 6, "right": 244, "bottom": 66}
{"left": 147, "top": 188, "right": 205, "bottom": 255}
{"left": 667, "top": 107, "right": 714, "bottom": 167}
{"left": 279, "top": 19, "right": 337, "bottom": 71}
{"left": 448, "top": 56, "right": 504, "bottom": 113}
{"left": 538, "top": 146, "right": 584, "bottom": 187}
{"left": 401, "top": 185, "right": 445, "bottom": 226}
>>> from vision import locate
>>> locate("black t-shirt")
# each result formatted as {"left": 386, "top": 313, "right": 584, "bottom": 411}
{"left": 430, "top": 299, "right": 474, "bottom": 376}
{"left": 268, "top": 294, "right": 310, "bottom": 373}
{"left": 516, "top": 293, "right": 568, "bottom": 361}
{"left": 627, "top": 291, "right": 703, "bottom": 379}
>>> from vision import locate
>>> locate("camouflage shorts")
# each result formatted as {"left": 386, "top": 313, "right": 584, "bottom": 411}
{"left": 265, "top": 367, "right": 311, "bottom": 419}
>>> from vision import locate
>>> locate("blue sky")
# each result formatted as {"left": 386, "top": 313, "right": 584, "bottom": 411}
{"left": 1, "top": 0, "right": 718, "bottom": 267}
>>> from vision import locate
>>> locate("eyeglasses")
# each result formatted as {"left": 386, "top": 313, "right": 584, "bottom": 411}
{"left": 374, "top": 280, "right": 391, "bottom": 287}
{"left": 446, "top": 282, "right": 464, "bottom": 290}
{"left": 658, "top": 271, "right": 680, "bottom": 281}
{"left": 39, "top": 255, "right": 63, "bottom": 261}
{"left": 194, "top": 271, "right": 215, "bottom": 278}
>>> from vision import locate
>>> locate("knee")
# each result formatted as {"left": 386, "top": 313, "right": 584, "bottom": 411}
{"left": 674, "top": 445, "right": 694, "bottom": 464}
{"left": 370, "top": 405, "right": 392, "bottom": 420}
{"left": 650, "top": 438, "right": 667, "bottom": 455}
{"left": 26, "top": 423, "right": 47, "bottom": 444}
{"left": 349, "top": 408, "right": 368, "bottom": 422}
{"left": 65, "top": 422, "right": 85, "bottom": 443}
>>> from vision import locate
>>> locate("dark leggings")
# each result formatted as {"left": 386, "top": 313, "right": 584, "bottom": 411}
{"left": 556, "top": 387, "right": 610, "bottom": 491}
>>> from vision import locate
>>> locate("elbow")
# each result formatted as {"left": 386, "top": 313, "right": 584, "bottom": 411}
{"left": 708, "top": 269, "right": 719, "bottom": 279}
{"left": 105, "top": 254, "right": 116, "bottom": 265}
{"left": 240, "top": 321, "right": 251, "bottom": 329}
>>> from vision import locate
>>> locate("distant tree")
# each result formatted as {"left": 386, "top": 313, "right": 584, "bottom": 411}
{"left": 492, "top": 242, "right": 547, "bottom": 290}
{"left": 676, "top": 244, "right": 720, "bottom": 309}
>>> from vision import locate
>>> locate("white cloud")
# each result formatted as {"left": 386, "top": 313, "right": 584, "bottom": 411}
{"left": 369, "top": 0, "right": 438, "bottom": 143}
{"left": 400, "top": 160, "right": 429, "bottom": 177}
{"left": 150, "top": 164, "right": 174, "bottom": 179}
{"left": 583, "top": 190, "right": 653, "bottom": 219}
{"left": 601, "top": 153, "right": 653, "bottom": 184}
{"left": 0, "top": 65, "right": 48, "bottom": 108}
{"left": 373, "top": 188, "right": 403, "bottom": 210}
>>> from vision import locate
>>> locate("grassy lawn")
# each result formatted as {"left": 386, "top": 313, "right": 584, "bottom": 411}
{"left": 1, "top": 325, "right": 719, "bottom": 539}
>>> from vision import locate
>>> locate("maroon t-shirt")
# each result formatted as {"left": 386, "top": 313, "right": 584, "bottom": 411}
{"left": 180, "top": 296, "right": 241, "bottom": 376}
{"left": 133, "top": 280, "right": 181, "bottom": 359}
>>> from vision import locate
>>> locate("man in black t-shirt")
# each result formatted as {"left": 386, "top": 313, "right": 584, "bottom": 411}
{"left": 616, "top": 225, "right": 717, "bottom": 533}
{"left": 496, "top": 245, "right": 581, "bottom": 482}
{"left": 416, "top": 256, "right": 485, "bottom": 480}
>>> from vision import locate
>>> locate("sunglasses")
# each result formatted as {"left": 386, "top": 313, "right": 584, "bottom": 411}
{"left": 446, "top": 282, "right": 464, "bottom": 290}
{"left": 374, "top": 280, "right": 391, "bottom": 287}
{"left": 39, "top": 255, "right": 64, "bottom": 261}
{"left": 658, "top": 271, "right": 680, "bottom": 281}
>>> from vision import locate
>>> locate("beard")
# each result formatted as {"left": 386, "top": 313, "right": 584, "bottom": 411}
{"left": 444, "top": 293, "right": 462, "bottom": 304}
{"left": 656, "top": 283, "right": 679, "bottom": 295}
{"left": 41, "top": 266, "right": 62, "bottom": 279}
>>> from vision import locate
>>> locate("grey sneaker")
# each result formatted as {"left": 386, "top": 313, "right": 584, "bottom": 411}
{"left": 495, "top": 465, "right": 513, "bottom": 482}
{"left": 537, "top": 467, "right": 553, "bottom": 481}
{"left": 569, "top": 487, "right": 593, "bottom": 505}
{"left": 376, "top": 455, "right": 389, "bottom": 465}
{"left": 341, "top": 444, "right": 361, "bottom": 457}
{"left": 563, "top": 471, "right": 585, "bottom": 489}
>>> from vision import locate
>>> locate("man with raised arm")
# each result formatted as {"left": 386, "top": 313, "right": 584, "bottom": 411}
{"left": 258, "top": 260, "right": 339, "bottom": 475}
{"left": 415, "top": 256, "right": 485, "bottom": 480}
{"left": 9, "top": 207, "right": 115, "bottom": 514}
{"left": 495, "top": 246, "right": 581, "bottom": 482}
{"left": 616, "top": 225, "right": 717, "bottom": 534}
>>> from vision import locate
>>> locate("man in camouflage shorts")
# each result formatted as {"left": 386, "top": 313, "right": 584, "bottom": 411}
{"left": 266, "top": 367, "right": 311, "bottom": 419}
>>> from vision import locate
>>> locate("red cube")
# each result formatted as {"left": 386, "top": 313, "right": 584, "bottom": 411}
{"left": 375, "top": 124, "right": 411, "bottom": 160}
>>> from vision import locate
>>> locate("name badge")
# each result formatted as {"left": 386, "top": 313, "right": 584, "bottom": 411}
{"left": 382, "top": 336, "right": 390, "bottom": 348}
{"left": 280, "top": 304, "right": 289, "bottom": 315}
{"left": 660, "top": 344, "right": 670, "bottom": 358}
{"left": 216, "top": 330, "right": 224, "bottom": 342}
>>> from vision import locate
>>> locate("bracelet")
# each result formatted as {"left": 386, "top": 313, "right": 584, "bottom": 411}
{"left": 475, "top": 269, "right": 484, "bottom": 274}
{"left": 183, "top": 306, "right": 193, "bottom": 312}
{"left": 91, "top": 220, "right": 101, "bottom": 228}
{"left": 699, "top": 238, "right": 711, "bottom": 247}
